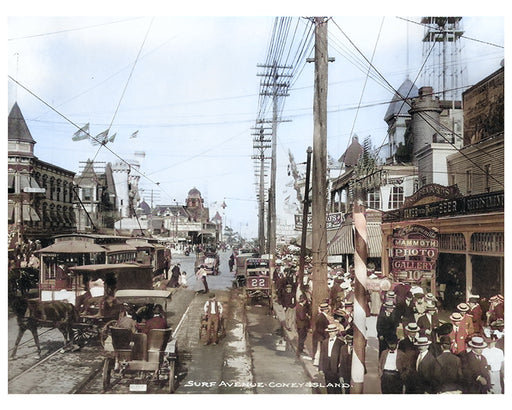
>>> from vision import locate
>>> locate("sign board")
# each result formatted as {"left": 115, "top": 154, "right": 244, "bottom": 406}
{"left": 390, "top": 224, "right": 439, "bottom": 283}
{"left": 23, "top": 187, "right": 46, "bottom": 193}
{"left": 294, "top": 212, "right": 344, "bottom": 231}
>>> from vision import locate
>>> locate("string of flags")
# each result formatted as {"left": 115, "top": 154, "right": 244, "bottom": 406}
{"left": 71, "top": 125, "right": 138, "bottom": 145}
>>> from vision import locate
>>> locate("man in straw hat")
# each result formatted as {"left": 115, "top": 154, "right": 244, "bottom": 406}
{"left": 467, "top": 294, "right": 484, "bottom": 336}
{"left": 319, "top": 323, "right": 344, "bottom": 394}
{"left": 417, "top": 301, "right": 440, "bottom": 340}
{"left": 398, "top": 322, "right": 419, "bottom": 394}
{"left": 449, "top": 312, "right": 469, "bottom": 355}
{"left": 460, "top": 336, "right": 491, "bottom": 393}
{"left": 312, "top": 302, "right": 330, "bottom": 365}
{"left": 457, "top": 302, "right": 475, "bottom": 336}
{"left": 377, "top": 300, "right": 399, "bottom": 357}
{"left": 414, "top": 336, "right": 441, "bottom": 394}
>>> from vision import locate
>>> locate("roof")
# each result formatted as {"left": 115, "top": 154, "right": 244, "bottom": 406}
{"left": 188, "top": 187, "right": 201, "bottom": 198}
{"left": 384, "top": 78, "right": 419, "bottom": 123}
{"left": 69, "top": 262, "right": 152, "bottom": 273}
{"left": 8, "top": 102, "right": 36, "bottom": 144}
{"left": 36, "top": 240, "right": 106, "bottom": 254}
{"left": 339, "top": 136, "right": 363, "bottom": 166}
{"left": 114, "top": 289, "right": 172, "bottom": 300}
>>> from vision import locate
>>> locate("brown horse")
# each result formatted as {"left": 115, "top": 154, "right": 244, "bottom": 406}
{"left": 10, "top": 296, "right": 79, "bottom": 359}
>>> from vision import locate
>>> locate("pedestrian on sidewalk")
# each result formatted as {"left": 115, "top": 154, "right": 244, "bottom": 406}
{"left": 282, "top": 284, "right": 296, "bottom": 331}
{"left": 339, "top": 334, "right": 353, "bottom": 394}
{"left": 203, "top": 293, "right": 223, "bottom": 345}
{"left": 196, "top": 264, "right": 209, "bottom": 294}
{"left": 436, "top": 335, "right": 463, "bottom": 393}
{"left": 295, "top": 294, "right": 311, "bottom": 357}
{"left": 460, "top": 336, "right": 491, "bottom": 393}
{"left": 319, "top": 324, "right": 344, "bottom": 394}
{"left": 379, "top": 334, "right": 404, "bottom": 394}
{"left": 312, "top": 302, "right": 330, "bottom": 365}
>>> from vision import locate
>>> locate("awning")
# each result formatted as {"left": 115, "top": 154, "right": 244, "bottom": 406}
{"left": 296, "top": 230, "right": 339, "bottom": 249}
{"left": 367, "top": 223, "right": 383, "bottom": 258}
{"left": 24, "top": 204, "right": 40, "bottom": 222}
{"left": 328, "top": 225, "right": 355, "bottom": 255}
{"left": 19, "top": 174, "right": 42, "bottom": 191}
{"left": 8, "top": 203, "right": 14, "bottom": 222}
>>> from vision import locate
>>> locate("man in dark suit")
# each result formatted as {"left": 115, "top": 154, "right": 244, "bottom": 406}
{"left": 398, "top": 322, "right": 420, "bottom": 394}
{"left": 339, "top": 334, "right": 353, "bottom": 394}
{"left": 312, "top": 303, "right": 330, "bottom": 365}
{"left": 319, "top": 324, "right": 344, "bottom": 394}
{"left": 417, "top": 302, "right": 440, "bottom": 340}
{"left": 379, "top": 334, "right": 404, "bottom": 394}
{"left": 415, "top": 336, "right": 441, "bottom": 394}
{"left": 460, "top": 336, "right": 491, "bottom": 393}
{"left": 436, "top": 335, "right": 463, "bottom": 393}
{"left": 377, "top": 300, "right": 399, "bottom": 357}
{"left": 295, "top": 294, "right": 311, "bottom": 357}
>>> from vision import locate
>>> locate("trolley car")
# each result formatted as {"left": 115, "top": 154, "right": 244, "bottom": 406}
{"left": 244, "top": 258, "right": 273, "bottom": 314}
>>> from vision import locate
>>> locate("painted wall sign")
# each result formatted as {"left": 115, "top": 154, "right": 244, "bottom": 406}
{"left": 390, "top": 224, "right": 439, "bottom": 283}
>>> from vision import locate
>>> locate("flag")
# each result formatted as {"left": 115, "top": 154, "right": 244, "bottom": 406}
{"left": 91, "top": 129, "right": 109, "bottom": 145}
{"left": 72, "top": 123, "right": 90, "bottom": 141}
{"left": 130, "top": 130, "right": 139, "bottom": 139}
{"left": 108, "top": 133, "right": 117, "bottom": 143}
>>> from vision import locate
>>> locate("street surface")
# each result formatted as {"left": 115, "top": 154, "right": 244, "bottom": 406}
{"left": 8, "top": 250, "right": 315, "bottom": 394}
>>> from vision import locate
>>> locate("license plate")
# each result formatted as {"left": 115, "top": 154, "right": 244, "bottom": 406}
{"left": 129, "top": 384, "right": 147, "bottom": 392}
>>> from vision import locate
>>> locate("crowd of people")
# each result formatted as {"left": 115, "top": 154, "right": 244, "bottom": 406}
{"left": 268, "top": 247, "right": 505, "bottom": 394}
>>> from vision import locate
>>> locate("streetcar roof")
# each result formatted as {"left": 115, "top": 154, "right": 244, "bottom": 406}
{"left": 69, "top": 262, "right": 152, "bottom": 273}
{"left": 36, "top": 240, "right": 106, "bottom": 254}
{"left": 115, "top": 289, "right": 172, "bottom": 300}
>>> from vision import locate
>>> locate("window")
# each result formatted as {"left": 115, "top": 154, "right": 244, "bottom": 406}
{"left": 367, "top": 189, "right": 381, "bottom": 209}
{"left": 388, "top": 186, "right": 404, "bottom": 209}
{"left": 466, "top": 169, "right": 473, "bottom": 194}
{"left": 484, "top": 164, "right": 491, "bottom": 192}
{"left": 82, "top": 187, "right": 93, "bottom": 201}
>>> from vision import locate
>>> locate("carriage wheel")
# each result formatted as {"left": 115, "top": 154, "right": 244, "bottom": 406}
{"left": 100, "top": 320, "right": 118, "bottom": 347}
{"left": 102, "top": 358, "right": 114, "bottom": 391}
{"left": 73, "top": 323, "right": 98, "bottom": 346}
{"left": 167, "top": 361, "right": 176, "bottom": 393}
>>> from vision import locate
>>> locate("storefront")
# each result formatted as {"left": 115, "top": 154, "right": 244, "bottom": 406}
{"left": 381, "top": 185, "right": 504, "bottom": 308}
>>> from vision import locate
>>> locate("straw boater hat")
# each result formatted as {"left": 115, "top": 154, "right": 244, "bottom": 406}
{"left": 468, "top": 294, "right": 480, "bottom": 302}
{"left": 405, "top": 323, "right": 420, "bottom": 333}
{"left": 386, "top": 291, "right": 396, "bottom": 298}
{"left": 490, "top": 294, "right": 504, "bottom": 303}
{"left": 414, "top": 336, "right": 431, "bottom": 346}
{"left": 325, "top": 323, "right": 338, "bottom": 332}
{"left": 383, "top": 300, "right": 395, "bottom": 309}
{"left": 426, "top": 301, "right": 437, "bottom": 311}
{"left": 468, "top": 336, "right": 487, "bottom": 349}
{"left": 450, "top": 312, "right": 463, "bottom": 322}
{"left": 457, "top": 302, "right": 470, "bottom": 313}
{"left": 319, "top": 302, "right": 329, "bottom": 311}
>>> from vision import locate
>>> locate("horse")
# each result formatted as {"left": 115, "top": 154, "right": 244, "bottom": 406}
{"left": 10, "top": 296, "right": 79, "bottom": 359}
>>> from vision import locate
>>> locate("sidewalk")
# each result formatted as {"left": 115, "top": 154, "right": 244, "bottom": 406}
{"left": 272, "top": 302, "right": 381, "bottom": 394}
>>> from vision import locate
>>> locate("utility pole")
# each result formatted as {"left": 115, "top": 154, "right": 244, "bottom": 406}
{"left": 310, "top": 17, "right": 331, "bottom": 322}
{"left": 298, "top": 146, "right": 312, "bottom": 294}
{"left": 251, "top": 126, "right": 271, "bottom": 254}
{"left": 257, "top": 61, "right": 292, "bottom": 259}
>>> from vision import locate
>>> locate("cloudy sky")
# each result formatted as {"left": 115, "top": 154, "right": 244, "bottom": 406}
{"left": 6, "top": 4, "right": 505, "bottom": 239}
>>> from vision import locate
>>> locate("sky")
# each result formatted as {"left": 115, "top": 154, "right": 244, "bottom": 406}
{"left": 5, "top": 3, "right": 506, "bottom": 240}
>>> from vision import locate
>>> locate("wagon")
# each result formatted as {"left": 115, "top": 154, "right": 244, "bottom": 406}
{"left": 101, "top": 289, "right": 178, "bottom": 393}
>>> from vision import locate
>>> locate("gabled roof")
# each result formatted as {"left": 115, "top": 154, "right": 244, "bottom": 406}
{"left": 8, "top": 102, "right": 36, "bottom": 144}
{"left": 384, "top": 78, "right": 419, "bottom": 123}
{"left": 339, "top": 136, "right": 363, "bottom": 167}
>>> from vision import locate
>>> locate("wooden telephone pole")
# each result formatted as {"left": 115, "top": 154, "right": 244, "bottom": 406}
{"left": 311, "top": 17, "right": 330, "bottom": 321}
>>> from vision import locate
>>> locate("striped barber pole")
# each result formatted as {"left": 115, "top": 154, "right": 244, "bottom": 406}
{"left": 351, "top": 198, "right": 368, "bottom": 393}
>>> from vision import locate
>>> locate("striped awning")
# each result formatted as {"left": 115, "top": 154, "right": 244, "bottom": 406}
{"left": 328, "top": 225, "right": 354, "bottom": 255}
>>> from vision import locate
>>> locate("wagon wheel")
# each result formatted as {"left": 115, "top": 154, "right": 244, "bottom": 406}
{"left": 167, "top": 360, "right": 176, "bottom": 393}
{"left": 102, "top": 357, "right": 114, "bottom": 391}
{"left": 73, "top": 323, "right": 98, "bottom": 346}
{"left": 100, "top": 320, "right": 118, "bottom": 347}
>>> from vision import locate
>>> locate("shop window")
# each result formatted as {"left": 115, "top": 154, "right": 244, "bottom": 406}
{"left": 439, "top": 233, "right": 466, "bottom": 251}
{"left": 471, "top": 232, "right": 504, "bottom": 253}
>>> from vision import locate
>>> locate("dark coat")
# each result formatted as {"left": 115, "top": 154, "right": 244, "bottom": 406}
{"left": 417, "top": 313, "right": 440, "bottom": 338}
{"left": 416, "top": 351, "right": 442, "bottom": 394}
{"left": 313, "top": 312, "right": 330, "bottom": 346}
{"left": 339, "top": 343, "right": 352, "bottom": 383}
{"left": 437, "top": 350, "right": 464, "bottom": 392}
{"left": 319, "top": 337, "right": 344, "bottom": 378}
{"left": 295, "top": 302, "right": 311, "bottom": 330}
{"left": 460, "top": 351, "right": 491, "bottom": 394}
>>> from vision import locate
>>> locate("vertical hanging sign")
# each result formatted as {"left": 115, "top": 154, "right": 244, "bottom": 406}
{"left": 390, "top": 225, "right": 439, "bottom": 283}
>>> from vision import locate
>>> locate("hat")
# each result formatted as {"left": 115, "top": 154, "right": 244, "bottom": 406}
{"left": 384, "top": 300, "right": 395, "bottom": 309}
{"left": 319, "top": 303, "right": 329, "bottom": 311}
{"left": 344, "top": 334, "right": 354, "bottom": 344}
{"left": 468, "top": 336, "right": 487, "bottom": 349}
{"left": 286, "top": 284, "right": 292, "bottom": 288}
{"left": 386, "top": 334, "right": 398, "bottom": 344}
{"left": 386, "top": 291, "right": 396, "bottom": 297}
{"left": 414, "top": 336, "right": 431, "bottom": 346}
{"left": 450, "top": 312, "right": 463, "bottom": 322}
{"left": 209, "top": 293, "right": 216, "bottom": 299}
{"left": 468, "top": 294, "right": 480, "bottom": 302}
{"left": 434, "top": 322, "right": 453, "bottom": 336}
{"left": 426, "top": 302, "right": 437, "bottom": 311}
{"left": 334, "top": 308, "right": 347, "bottom": 317}
{"left": 490, "top": 294, "right": 504, "bottom": 302}
{"left": 490, "top": 319, "right": 504, "bottom": 330}
{"left": 405, "top": 291, "right": 413, "bottom": 299}
{"left": 341, "top": 281, "right": 350, "bottom": 290}
{"left": 343, "top": 301, "right": 354, "bottom": 307}
{"left": 405, "top": 323, "right": 420, "bottom": 333}
{"left": 326, "top": 324, "right": 338, "bottom": 332}
{"left": 457, "top": 303, "right": 469, "bottom": 312}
